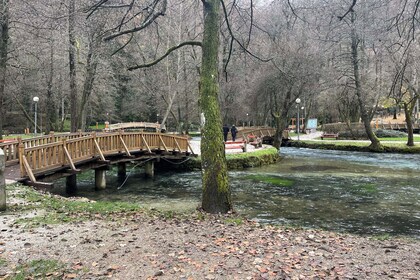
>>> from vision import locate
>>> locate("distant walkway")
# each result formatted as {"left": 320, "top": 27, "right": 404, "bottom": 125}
{"left": 290, "top": 131, "right": 323, "bottom": 141}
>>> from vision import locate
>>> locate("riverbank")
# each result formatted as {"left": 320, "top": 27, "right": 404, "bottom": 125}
{"left": 288, "top": 140, "right": 420, "bottom": 153}
{"left": 164, "top": 142, "right": 281, "bottom": 171}
{"left": 0, "top": 185, "right": 419, "bottom": 279}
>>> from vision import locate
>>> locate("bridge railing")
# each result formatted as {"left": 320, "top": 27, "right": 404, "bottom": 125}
{"left": 107, "top": 122, "right": 160, "bottom": 132}
{"left": 0, "top": 132, "right": 93, "bottom": 166}
{"left": 240, "top": 128, "right": 276, "bottom": 141}
{"left": 18, "top": 132, "right": 191, "bottom": 181}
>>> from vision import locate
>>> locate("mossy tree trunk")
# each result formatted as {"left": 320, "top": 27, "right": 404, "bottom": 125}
{"left": 200, "top": 0, "right": 231, "bottom": 213}
{"left": 0, "top": 0, "right": 9, "bottom": 140}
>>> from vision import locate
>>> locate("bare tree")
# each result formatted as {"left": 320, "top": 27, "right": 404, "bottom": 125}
{"left": 68, "top": 0, "right": 78, "bottom": 132}
{"left": 0, "top": 0, "right": 9, "bottom": 139}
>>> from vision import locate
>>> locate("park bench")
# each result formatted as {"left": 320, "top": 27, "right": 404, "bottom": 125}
{"left": 321, "top": 133, "right": 339, "bottom": 140}
{"left": 225, "top": 141, "right": 247, "bottom": 152}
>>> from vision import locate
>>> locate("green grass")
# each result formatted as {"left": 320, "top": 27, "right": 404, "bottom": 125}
{"left": 11, "top": 185, "right": 142, "bottom": 227}
{"left": 12, "top": 259, "right": 66, "bottom": 280}
{"left": 351, "top": 183, "right": 378, "bottom": 194}
{"left": 89, "top": 123, "right": 106, "bottom": 130}
{"left": 226, "top": 147, "right": 278, "bottom": 160}
{"left": 372, "top": 233, "right": 391, "bottom": 241}
{"left": 0, "top": 258, "right": 6, "bottom": 267}
{"left": 378, "top": 136, "right": 420, "bottom": 141}
{"left": 3, "top": 134, "right": 37, "bottom": 140}
{"left": 224, "top": 217, "right": 244, "bottom": 226}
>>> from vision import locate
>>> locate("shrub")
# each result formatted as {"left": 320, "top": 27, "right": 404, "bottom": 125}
{"left": 374, "top": 129, "right": 407, "bottom": 138}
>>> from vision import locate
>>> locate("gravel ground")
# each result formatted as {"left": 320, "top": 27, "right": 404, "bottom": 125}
{"left": 0, "top": 204, "right": 419, "bottom": 280}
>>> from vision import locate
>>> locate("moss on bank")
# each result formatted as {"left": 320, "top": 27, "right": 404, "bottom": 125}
{"left": 177, "top": 147, "right": 280, "bottom": 170}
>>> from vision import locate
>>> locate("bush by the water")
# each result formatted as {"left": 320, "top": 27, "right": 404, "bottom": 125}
{"left": 338, "top": 130, "right": 367, "bottom": 140}
{"left": 374, "top": 129, "right": 407, "bottom": 138}
{"left": 338, "top": 129, "right": 407, "bottom": 140}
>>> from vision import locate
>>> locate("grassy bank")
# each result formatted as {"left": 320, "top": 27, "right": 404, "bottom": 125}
{"left": 289, "top": 140, "right": 420, "bottom": 153}
{"left": 177, "top": 147, "right": 280, "bottom": 170}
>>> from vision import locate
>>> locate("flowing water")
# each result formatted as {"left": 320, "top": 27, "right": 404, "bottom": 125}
{"left": 52, "top": 147, "right": 420, "bottom": 238}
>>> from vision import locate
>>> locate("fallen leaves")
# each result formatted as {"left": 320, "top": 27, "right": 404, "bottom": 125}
{"left": 0, "top": 210, "right": 418, "bottom": 279}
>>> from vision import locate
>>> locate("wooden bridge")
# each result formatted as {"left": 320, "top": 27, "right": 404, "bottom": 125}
{"left": 237, "top": 127, "right": 283, "bottom": 144}
{"left": 373, "top": 122, "right": 420, "bottom": 133}
{"left": 105, "top": 122, "right": 161, "bottom": 132}
{"left": 1, "top": 131, "right": 194, "bottom": 189}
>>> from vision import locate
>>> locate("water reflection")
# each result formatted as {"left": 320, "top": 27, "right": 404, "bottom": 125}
{"left": 52, "top": 148, "right": 420, "bottom": 238}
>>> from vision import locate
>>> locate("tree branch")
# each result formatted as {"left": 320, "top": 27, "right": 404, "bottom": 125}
{"left": 220, "top": 0, "right": 271, "bottom": 80}
{"left": 86, "top": 0, "right": 110, "bottom": 18}
{"left": 104, "top": 0, "right": 167, "bottom": 41}
{"left": 338, "top": 0, "right": 357, "bottom": 21}
{"left": 128, "top": 41, "right": 202, "bottom": 71}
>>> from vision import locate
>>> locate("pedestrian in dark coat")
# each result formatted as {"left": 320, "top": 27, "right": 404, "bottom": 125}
{"left": 231, "top": 125, "right": 238, "bottom": 141}
{"left": 222, "top": 124, "right": 229, "bottom": 142}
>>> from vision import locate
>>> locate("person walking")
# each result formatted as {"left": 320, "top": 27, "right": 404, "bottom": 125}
{"left": 231, "top": 125, "right": 238, "bottom": 141}
{"left": 222, "top": 124, "right": 230, "bottom": 142}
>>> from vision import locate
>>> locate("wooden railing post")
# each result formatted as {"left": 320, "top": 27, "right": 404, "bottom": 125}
{"left": 49, "top": 131, "right": 55, "bottom": 143}
{"left": 18, "top": 139, "right": 24, "bottom": 177}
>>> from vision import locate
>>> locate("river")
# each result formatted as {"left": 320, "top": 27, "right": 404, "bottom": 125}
{"left": 52, "top": 147, "right": 420, "bottom": 238}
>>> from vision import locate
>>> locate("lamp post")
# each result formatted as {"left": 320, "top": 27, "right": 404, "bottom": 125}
{"left": 33, "top": 96, "right": 39, "bottom": 136}
{"left": 301, "top": 106, "right": 305, "bottom": 133}
{"left": 295, "top": 98, "right": 301, "bottom": 141}
{"left": 246, "top": 113, "right": 249, "bottom": 127}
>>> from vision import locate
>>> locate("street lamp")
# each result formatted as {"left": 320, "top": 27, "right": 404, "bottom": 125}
{"left": 246, "top": 113, "right": 249, "bottom": 127}
{"left": 295, "top": 98, "right": 301, "bottom": 141}
{"left": 301, "top": 106, "right": 305, "bottom": 133}
{"left": 33, "top": 96, "right": 39, "bottom": 136}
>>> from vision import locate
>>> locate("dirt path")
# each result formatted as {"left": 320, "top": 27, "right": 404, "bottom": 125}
{"left": 1, "top": 202, "right": 419, "bottom": 279}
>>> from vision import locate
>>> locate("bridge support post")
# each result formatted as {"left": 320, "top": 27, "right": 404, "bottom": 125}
{"left": 145, "top": 161, "right": 154, "bottom": 178}
{"left": 66, "top": 174, "right": 77, "bottom": 195}
{"left": 117, "top": 162, "right": 126, "bottom": 180}
{"left": 95, "top": 168, "right": 107, "bottom": 190}
{"left": 0, "top": 149, "right": 6, "bottom": 211}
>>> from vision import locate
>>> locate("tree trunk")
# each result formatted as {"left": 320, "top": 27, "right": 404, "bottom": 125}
{"left": 272, "top": 115, "right": 281, "bottom": 149}
{"left": 46, "top": 40, "right": 57, "bottom": 133}
{"left": 0, "top": 0, "right": 9, "bottom": 140}
{"left": 404, "top": 100, "right": 417, "bottom": 146}
{"left": 68, "top": 0, "right": 78, "bottom": 132}
{"left": 350, "top": 11, "right": 382, "bottom": 151}
{"left": 200, "top": 0, "right": 231, "bottom": 214}
{"left": 78, "top": 40, "right": 98, "bottom": 131}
